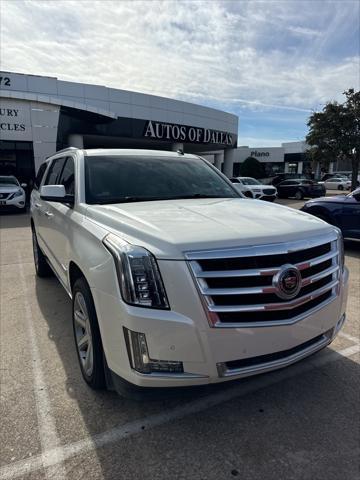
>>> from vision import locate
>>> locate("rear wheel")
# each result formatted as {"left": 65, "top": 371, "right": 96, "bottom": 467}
{"left": 32, "top": 228, "right": 52, "bottom": 277}
{"left": 295, "top": 190, "right": 303, "bottom": 200}
{"left": 338, "top": 184, "right": 344, "bottom": 191}
{"left": 72, "top": 278, "right": 106, "bottom": 390}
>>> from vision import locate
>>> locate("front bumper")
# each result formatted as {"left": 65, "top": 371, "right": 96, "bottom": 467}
{"left": 0, "top": 194, "right": 26, "bottom": 210}
{"left": 92, "top": 264, "right": 349, "bottom": 391}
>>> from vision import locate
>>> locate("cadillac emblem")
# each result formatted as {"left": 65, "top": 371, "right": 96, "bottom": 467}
{"left": 273, "top": 264, "right": 302, "bottom": 300}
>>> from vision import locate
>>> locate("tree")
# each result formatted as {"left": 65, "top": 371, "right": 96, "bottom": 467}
{"left": 240, "top": 157, "right": 266, "bottom": 179}
{"left": 306, "top": 89, "right": 360, "bottom": 190}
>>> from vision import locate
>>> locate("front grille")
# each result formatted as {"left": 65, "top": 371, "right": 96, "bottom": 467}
{"left": 263, "top": 188, "right": 276, "bottom": 195}
{"left": 0, "top": 193, "right": 11, "bottom": 200}
{"left": 186, "top": 233, "right": 341, "bottom": 327}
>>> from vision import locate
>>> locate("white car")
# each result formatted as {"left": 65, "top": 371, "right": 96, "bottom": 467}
{"left": 30, "top": 148, "right": 348, "bottom": 397}
{"left": 231, "top": 177, "right": 277, "bottom": 201}
{"left": 0, "top": 175, "right": 27, "bottom": 212}
{"left": 320, "top": 177, "right": 351, "bottom": 191}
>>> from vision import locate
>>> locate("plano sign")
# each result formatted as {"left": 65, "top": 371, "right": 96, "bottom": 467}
{"left": 144, "top": 120, "right": 234, "bottom": 146}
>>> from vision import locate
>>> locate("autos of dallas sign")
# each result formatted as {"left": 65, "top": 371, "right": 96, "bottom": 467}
{"left": 143, "top": 120, "right": 234, "bottom": 146}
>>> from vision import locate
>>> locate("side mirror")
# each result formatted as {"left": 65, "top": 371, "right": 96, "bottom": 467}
{"left": 353, "top": 192, "right": 360, "bottom": 201}
{"left": 40, "top": 185, "right": 74, "bottom": 204}
{"left": 21, "top": 183, "right": 27, "bottom": 188}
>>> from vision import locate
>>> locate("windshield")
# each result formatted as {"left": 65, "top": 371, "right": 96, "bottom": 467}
{"left": 85, "top": 155, "right": 239, "bottom": 204}
{"left": 0, "top": 176, "right": 18, "bottom": 186}
{"left": 241, "top": 178, "right": 261, "bottom": 185}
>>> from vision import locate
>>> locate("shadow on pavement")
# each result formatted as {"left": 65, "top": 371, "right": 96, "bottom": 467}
{"left": 34, "top": 272, "right": 360, "bottom": 480}
{"left": 0, "top": 210, "right": 30, "bottom": 228}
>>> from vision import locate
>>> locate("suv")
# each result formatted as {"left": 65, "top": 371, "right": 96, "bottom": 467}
{"left": 31, "top": 148, "right": 348, "bottom": 397}
{"left": 230, "top": 177, "right": 277, "bottom": 201}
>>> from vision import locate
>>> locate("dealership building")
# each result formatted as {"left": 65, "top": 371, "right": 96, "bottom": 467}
{"left": 0, "top": 71, "right": 321, "bottom": 184}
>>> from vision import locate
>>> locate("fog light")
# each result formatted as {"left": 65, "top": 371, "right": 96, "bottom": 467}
{"left": 124, "top": 328, "right": 184, "bottom": 374}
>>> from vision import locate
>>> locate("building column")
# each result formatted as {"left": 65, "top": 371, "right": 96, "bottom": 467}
{"left": 223, "top": 149, "right": 235, "bottom": 177}
{"left": 298, "top": 161, "right": 303, "bottom": 174}
{"left": 68, "top": 134, "right": 84, "bottom": 149}
{"left": 171, "top": 143, "right": 184, "bottom": 152}
{"left": 284, "top": 162, "right": 289, "bottom": 173}
{"left": 214, "top": 152, "right": 224, "bottom": 171}
{"left": 329, "top": 163, "right": 334, "bottom": 174}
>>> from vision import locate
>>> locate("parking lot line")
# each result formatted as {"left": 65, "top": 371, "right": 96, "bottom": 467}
{"left": 1, "top": 342, "right": 358, "bottom": 480}
{"left": 338, "top": 331, "right": 359, "bottom": 344}
{"left": 18, "top": 257, "right": 66, "bottom": 480}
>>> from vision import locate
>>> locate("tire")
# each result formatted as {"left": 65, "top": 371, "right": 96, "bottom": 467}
{"left": 72, "top": 277, "right": 106, "bottom": 390}
{"left": 338, "top": 185, "right": 344, "bottom": 191}
{"left": 32, "top": 228, "right": 53, "bottom": 277}
{"left": 295, "top": 190, "right": 303, "bottom": 200}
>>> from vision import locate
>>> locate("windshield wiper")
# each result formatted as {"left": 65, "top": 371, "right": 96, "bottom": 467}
{"left": 94, "top": 194, "right": 235, "bottom": 204}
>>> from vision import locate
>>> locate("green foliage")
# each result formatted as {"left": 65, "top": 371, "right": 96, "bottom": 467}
{"left": 240, "top": 157, "right": 266, "bottom": 179}
{"left": 306, "top": 89, "right": 360, "bottom": 190}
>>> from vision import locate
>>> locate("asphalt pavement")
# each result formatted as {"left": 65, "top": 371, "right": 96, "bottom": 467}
{"left": 0, "top": 200, "right": 359, "bottom": 480}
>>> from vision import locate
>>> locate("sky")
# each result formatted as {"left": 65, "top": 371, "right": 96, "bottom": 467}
{"left": 1, "top": 0, "right": 359, "bottom": 147}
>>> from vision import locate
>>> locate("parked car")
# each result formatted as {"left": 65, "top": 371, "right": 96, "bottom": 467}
{"left": 271, "top": 173, "right": 309, "bottom": 187}
{"left": 277, "top": 179, "right": 326, "bottom": 200}
{"left": 319, "top": 177, "right": 351, "bottom": 191}
{"left": 31, "top": 148, "right": 348, "bottom": 397}
{"left": 320, "top": 173, "right": 347, "bottom": 182}
{"left": 0, "top": 175, "right": 27, "bottom": 212}
{"left": 230, "top": 177, "right": 277, "bottom": 201}
{"left": 301, "top": 187, "right": 360, "bottom": 239}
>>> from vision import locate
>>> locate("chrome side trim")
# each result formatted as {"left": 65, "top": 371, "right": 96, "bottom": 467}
{"left": 185, "top": 231, "right": 338, "bottom": 260}
{"left": 217, "top": 331, "right": 332, "bottom": 378}
{"left": 134, "top": 371, "right": 209, "bottom": 379}
{"left": 208, "top": 279, "right": 338, "bottom": 313}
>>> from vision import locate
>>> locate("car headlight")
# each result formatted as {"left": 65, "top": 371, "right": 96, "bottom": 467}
{"left": 9, "top": 189, "right": 23, "bottom": 199}
{"left": 103, "top": 233, "right": 169, "bottom": 309}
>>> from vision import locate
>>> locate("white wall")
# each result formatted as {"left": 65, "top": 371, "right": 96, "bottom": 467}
{"left": 0, "top": 71, "right": 238, "bottom": 135}
{"left": 0, "top": 97, "right": 60, "bottom": 171}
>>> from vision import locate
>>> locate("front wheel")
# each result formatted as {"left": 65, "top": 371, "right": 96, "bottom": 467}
{"left": 72, "top": 278, "right": 106, "bottom": 390}
{"left": 32, "top": 228, "right": 52, "bottom": 277}
{"left": 295, "top": 190, "right": 303, "bottom": 200}
{"left": 338, "top": 185, "right": 344, "bottom": 191}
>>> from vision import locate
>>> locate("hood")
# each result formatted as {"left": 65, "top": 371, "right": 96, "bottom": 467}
{"left": 305, "top": 194, "right": 347, "bottom": 204}
{"left": 248, "top": 184, "right": 276, "bottom": 190}
{"left": 86, "top": 198, "right": 335, "bottom": 259}
{"left": 0, "top": 185, "right": 21, "bottom": 193}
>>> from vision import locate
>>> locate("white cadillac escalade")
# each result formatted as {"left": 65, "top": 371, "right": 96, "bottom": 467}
{"left": 30, "top": 148, "right": 348, "bottom": 397}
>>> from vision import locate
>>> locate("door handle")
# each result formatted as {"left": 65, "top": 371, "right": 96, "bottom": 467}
{"left": 44, "top": 211, "right": 54, "bottom": 218}
{"left": 34, "top": 203, "right": 42, "bottom": 208}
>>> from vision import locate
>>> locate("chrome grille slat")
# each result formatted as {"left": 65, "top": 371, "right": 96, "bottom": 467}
{"left": 185, "top": 232, "right": 339, "bottom": 260}
{"left": 207, "top": 279, "right": 338, "bottom": 312}
{"left": 187, "top": 232, "right": 341, "bottom": 327}
{"left": 192, "top": 250, "right": 338, "bottom": 279}
{"left": 200, "top": 264, "right": 339, "bottom": 295}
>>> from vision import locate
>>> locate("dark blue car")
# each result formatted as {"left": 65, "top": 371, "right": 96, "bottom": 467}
{"left": 301, "top": 188, "right": 360, "bottom": 239}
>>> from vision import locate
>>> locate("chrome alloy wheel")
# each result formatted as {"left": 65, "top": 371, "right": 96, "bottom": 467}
{"left": 74, "top": 291, "right": 94, "bottom": 377}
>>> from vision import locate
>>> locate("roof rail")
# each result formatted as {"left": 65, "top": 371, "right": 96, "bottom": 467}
{"left": 54, "top": 146, "right": 79, "bottom": 155}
